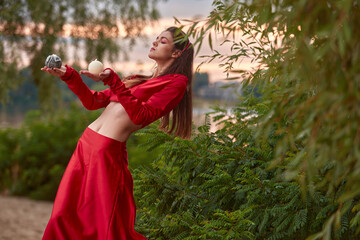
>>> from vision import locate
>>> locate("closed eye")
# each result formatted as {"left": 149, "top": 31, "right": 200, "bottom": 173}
{"left": 155, "top": 36, "right": 169, "bottom": 43}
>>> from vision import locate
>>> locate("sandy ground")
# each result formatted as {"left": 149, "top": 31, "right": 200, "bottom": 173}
{"left": 0, "top": 195, "right": 53, "bottom": 240}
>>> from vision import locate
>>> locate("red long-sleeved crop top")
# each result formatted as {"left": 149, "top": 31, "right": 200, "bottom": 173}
{"left": 60, "top": 65, "right": 188, "bottom": 128}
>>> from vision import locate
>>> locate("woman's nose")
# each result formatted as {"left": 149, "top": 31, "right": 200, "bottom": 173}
{"left": 152, "top": 41, "right": 158, "bottom": 47}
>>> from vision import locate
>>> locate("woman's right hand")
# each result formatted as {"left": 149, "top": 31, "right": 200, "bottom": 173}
{"left": 79, "top": 69, "right": 111, "bottom": 82}
{"left": 41, "top": 66, "right": 67, "bottom": 77}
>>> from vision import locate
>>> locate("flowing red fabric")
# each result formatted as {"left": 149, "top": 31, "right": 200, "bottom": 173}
{"left": 43, "top": 128, "right": 146, "bottom": 240}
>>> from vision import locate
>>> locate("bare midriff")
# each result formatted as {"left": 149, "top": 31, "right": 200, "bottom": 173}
{"left": 88, "top": 101, "right": 142, "bottom": 143}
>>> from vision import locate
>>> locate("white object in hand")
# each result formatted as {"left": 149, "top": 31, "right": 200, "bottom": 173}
{"left": 88, "top": 59, "right": 104, "bottom": 74}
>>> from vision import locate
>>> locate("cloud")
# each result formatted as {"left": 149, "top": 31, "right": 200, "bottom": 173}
{"left": 158, "top": 0, "right": 213, "bottom": 18}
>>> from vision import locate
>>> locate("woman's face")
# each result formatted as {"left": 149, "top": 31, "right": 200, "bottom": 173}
{"left": 148, "top": 31, "right": 177, "bottom": 63}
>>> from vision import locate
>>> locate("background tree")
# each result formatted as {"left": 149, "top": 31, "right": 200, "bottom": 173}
{"left": 131, "top": 0, "right": 360, "bottom": 239}
{"left": 193, "top": 72, "right": 209, "bottom": 96}
{"left": 0, "top": 0, "right": 162, "bottom": 109}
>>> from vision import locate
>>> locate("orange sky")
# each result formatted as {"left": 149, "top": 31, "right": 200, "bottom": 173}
{"left": 95, "top": 18, "right": 256, "bottom": 83}
{"left": 3, "top": 0, "right": 257, "bottom": 83}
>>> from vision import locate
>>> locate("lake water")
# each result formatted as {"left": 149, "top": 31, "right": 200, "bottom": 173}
{"left": 0, "top": 97, "right": 238, "bottom": 130}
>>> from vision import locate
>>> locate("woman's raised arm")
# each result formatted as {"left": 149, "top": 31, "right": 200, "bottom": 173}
{"left": 102, "top": 68, "right": 187, "bottom": 128}
{"left": 42, "top": 65, "right": 111, "bottom": 110}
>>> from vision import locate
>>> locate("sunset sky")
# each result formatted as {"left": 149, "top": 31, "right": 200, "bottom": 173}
{"left": 158, "top": 0, "right": 214, "bottom": 18}
{"left": 116, "top": 0, "right": 254, "bottom": 83}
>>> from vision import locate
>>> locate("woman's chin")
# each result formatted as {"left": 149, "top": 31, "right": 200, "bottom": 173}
{"left": 148, "top": 52, "right": 155, "bottom": 59}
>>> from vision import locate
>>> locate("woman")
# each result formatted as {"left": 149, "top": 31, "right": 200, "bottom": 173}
{"left": 41, "top": 26, "right": 193, "bottom": 240}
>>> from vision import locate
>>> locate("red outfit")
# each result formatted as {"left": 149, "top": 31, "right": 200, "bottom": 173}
{"left": 43, "top": 66, "right": 187, "bottom": 240}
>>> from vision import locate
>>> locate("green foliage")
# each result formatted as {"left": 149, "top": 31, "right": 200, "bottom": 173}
{"left": 133, "top": 97, "right": 357, "bottom": 239}
{"left": 0, "top": 127, "right": 21, "bottom": 191}
{"left": 170, "top": 0, "right": 360, "bottom": 238}
{"left": 0, "top": 104, "right": 158, "bottom": 200}
{"left": 1, "top": 104, "right": 100, "bottom": 200}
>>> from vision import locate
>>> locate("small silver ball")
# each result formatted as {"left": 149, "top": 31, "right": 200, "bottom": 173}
{"left": 45, "top": 54, "right": 62, "bottom": 69}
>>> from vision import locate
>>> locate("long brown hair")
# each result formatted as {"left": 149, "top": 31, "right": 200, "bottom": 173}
{"left": 124, "top": 27, "right": 193, "bottom": 139}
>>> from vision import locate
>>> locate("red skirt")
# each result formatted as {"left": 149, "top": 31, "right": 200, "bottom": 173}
{"left": 43, "top": 127, "right": 146, "bottom": 240}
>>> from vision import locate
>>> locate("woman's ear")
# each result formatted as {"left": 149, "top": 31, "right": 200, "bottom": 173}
{"left": 171, "top": 49, "right": 182, "bottom": 59}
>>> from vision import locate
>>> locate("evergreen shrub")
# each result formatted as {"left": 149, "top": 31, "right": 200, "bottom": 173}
{"left": 134, "top": 95, "right": 357, "bottom": 239}
{"left": 0, "top": 104, "right": 157, "bottom": 200}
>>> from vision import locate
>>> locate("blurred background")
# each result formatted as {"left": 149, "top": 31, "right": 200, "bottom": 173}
{"left": 0, "top": 0, "right": 242, "bottom": 239}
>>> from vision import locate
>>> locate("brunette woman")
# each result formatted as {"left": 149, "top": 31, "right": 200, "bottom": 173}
{"left": 41, "top": 26, "right": 193, "bottom": 240}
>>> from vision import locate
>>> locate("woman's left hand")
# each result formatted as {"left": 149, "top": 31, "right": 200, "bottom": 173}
{"left": 80, "top": 69, "right": 111, "bottom": 82}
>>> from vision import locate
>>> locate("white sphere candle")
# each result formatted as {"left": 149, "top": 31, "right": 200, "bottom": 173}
{"left": 88, "top": 59, "right": 104, "bottom": 75}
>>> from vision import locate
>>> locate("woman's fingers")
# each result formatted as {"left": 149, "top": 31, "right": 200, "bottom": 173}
{"left": 41, "top": 66, "right": 66, "bottom": 77}
{"left": 80, "top": 70, "right": 96, "bottom": 79}
{"left": 98, "top": 70, "right": 111, "bottom": 82}
{"left": 41, "top": 66, "right": 58, "bottom": 76}
{"left": 80, "top": 70, "right": 110, "bottom": 82}
{"left": 99, "top": 69, "right": 110, "bottom": 78}
{"left": 80, "top": 70, "right": 100, "bottom": 81}
{"left": 41, "top": 66, "right": 51, "bottom": 72}
{"left": 79, "top": 70, "right": 90, "bottom": 75}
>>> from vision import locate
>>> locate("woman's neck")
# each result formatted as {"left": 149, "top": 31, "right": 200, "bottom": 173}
{"left": 154, "top": 59, "right": 174, "bottom": 77}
